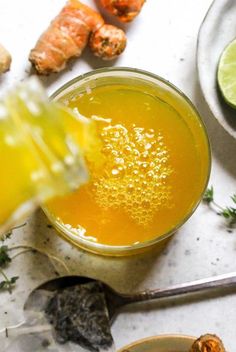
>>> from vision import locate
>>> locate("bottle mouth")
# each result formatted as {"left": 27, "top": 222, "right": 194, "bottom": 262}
{"left": 4, "top": 77, "right": 88, "bottom": 200}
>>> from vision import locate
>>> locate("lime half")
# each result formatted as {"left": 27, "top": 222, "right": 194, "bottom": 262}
{"left": 217, "top": 38, "right": 236, "bottom": 109}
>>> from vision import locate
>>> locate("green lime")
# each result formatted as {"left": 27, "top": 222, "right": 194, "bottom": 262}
{"left": 217, "top": 38, "right": 236, "bottom": 109}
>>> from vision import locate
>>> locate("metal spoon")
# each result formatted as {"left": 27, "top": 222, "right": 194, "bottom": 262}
{"left": 24, "top": 271, "right": 236, "bottom": 320}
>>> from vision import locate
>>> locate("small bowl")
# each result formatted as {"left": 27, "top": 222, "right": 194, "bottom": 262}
{"left": 44, "top": 67, "right": 211, "bottom": 256}
{"left": 119, "top": 335, "right": 196, "bottom": 352}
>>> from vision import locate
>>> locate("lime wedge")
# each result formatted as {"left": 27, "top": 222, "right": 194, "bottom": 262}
{"left": 217, "top": 38, "right": 236, "bottom": 109}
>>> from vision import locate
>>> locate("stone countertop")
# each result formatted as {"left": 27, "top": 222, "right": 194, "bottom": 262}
{"left": 0, "top": 0, "right": 236, "bottom": 350}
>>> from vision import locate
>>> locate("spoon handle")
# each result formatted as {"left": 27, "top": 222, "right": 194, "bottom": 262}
{"left": 123, "top": 271, "right": 236, "bottom": 304}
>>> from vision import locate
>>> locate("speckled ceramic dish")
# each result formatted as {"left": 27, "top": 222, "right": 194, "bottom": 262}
{"left": 197, "top": 0, "right": 236, "bottom": 139}
{"left": 119, "top": 335, "right": 196, "bottom": 352}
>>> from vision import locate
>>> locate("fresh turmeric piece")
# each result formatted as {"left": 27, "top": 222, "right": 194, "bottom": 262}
{"left": 29, "top": 0, "right": 126, "bottom": 74}
{"left": 89, "top": 24, "right": 126, "bottom": 60}
{"left": 0, "top": 43, "right": 11, "bottom": 74}
{"left": 190, "top": 334, "right": 226, "bottom": 352}
{"left": 99, "top": 0, "right": 146, "bottom": 22}
{"left": 29, "top": 0, "right": 104, "bottom": 74}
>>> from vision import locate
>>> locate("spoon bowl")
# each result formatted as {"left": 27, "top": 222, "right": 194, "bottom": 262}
{"left": 24, "top": 275, "right": 126, "bottom": 320}
{"left": 24, "top": 271, "right": 236, "bottom": 321}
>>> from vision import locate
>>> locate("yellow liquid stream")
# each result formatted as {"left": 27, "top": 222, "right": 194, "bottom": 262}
{"left": 46, "top": 84, "right": 209, "bottom": 246}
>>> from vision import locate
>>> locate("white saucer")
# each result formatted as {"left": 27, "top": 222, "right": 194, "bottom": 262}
{"left": 197, "top": 0, "right": 236, "bottom": 139}
{"left": 119, "top": 335, "right": 195, "bottom": 352}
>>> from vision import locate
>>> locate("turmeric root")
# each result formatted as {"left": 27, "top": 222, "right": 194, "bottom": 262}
{"left": 0, "top": 44, "right": 11, "bottom": 74}
{"left": 89, "top": 24, "right": 126, "bottom": 60}
{"left": 99, "top": 0, "right": 145, "bottom": 22}
{"left": 30, "top": 0, "right": 126, "bottom": 74}
{"left": 190, "top": 334, "right": 226, "bottom": 352}
{"left": 29, "top": 0, "right": 104, "bottom": 74}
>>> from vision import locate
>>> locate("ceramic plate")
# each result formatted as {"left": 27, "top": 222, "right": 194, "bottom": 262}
{"left": 119, "top": 335, "right": 195, "bottom": 352}
{"left": 197, "top": 0, "right": 236, "bottom": 139}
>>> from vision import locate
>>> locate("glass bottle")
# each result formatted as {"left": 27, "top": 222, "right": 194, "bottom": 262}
{"left": 0, "top": 77, "right": 88, "bottom": 235}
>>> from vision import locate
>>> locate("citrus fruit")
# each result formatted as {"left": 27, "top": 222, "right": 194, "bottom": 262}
{"left": 217, "top": 38, "right": 236, "bottom": 109}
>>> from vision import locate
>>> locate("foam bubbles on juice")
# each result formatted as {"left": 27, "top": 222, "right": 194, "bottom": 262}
{"left": 88, "top": 122, "right": 173, "bottom": 226}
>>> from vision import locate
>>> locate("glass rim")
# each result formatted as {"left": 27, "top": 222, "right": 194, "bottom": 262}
{"left": 49, "top": 67, "right": 211, "bottom": 255}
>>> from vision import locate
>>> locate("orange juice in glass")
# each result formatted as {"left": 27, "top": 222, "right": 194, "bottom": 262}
{"left": 44, "top": 68, "right": 210, "bottom": 255}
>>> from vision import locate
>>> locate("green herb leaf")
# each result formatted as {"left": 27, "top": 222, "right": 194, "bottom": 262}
{"left": 231, "top": 195, "right": 236, "bottom": 204}
{"left": 0, "top": 276, "right": 19, "bottom": 293}
{"left": 9, "top": 276, "right": 19, "bottom": 284}
{"left": 1, "top": 223, "right": 27, "bottom": 242}
{"left": 203, "top": 187, "right": 236, "bottom": 228}
{"left": 0, "top": 281, "right": 7, "bottom": 290}
{"left": 203, "top": 186, "right": 214, "bottom": 204}
{"left": 1, "top": 231, "right": 12, "bottom": 242}
{"left": 0, "top": 224, "right": 27, "bottom": 293}
{"left": 0, "top": 246, "right": 11, "bottom": 267}
{"left": 221, "top": 207, "right": 236, "bottom": 224}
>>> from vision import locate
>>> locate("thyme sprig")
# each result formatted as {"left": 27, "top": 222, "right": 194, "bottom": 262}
{"left": 1, "top": 223, "right": 26, "bottom": 242}
{"left": 0, "top": 245, "right": 19, "bottom": 293}
{"left": 203, "top": 186, "right": 236, "bottom": 227}
{"left": 0, "top": 271, "right": 18, "bottom": 293}
{"left": 203, "top": 186, "right": 214, "bottom": 204}
{"left": 0, "top": 223, "right": 26, "bottom": 293}
{"left": 0, "top": 246, "right": 11, "bottom": 267}
{"left": 0, "top": 222, "right": 70, "bottom": 293}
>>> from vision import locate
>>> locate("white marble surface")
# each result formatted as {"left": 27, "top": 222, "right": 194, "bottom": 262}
{"left": 0, "top": 0, "right": 236, "bottom": 350}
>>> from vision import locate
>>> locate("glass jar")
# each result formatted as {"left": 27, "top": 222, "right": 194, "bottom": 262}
{"left": 44, "top": 67, "right": 211, "bottom": 256}
{"left": 0, "top": 78, "right": 88, "bottom": 235}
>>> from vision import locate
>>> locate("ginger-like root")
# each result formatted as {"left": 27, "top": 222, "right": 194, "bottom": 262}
{"left": 89, "top": 24, "right": 126, "bottom": 60}
{"left": 190, "top": 334, "right": 226, "bottom": 352}
{"left": 0, "top": 44, "right": 11, "bottom": 74}
{"left": 29, "top": 0, "right": 127, "bottom": 74}
{"left": 29, "top": 0, "right": 104, "bottom": 74}
{"left": 99, "top": 0, "right": 146, "bottom": 22}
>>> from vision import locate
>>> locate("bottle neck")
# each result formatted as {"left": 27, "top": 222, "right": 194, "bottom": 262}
{"left": 0, "top": 78, "right": 88, "bottom": 235}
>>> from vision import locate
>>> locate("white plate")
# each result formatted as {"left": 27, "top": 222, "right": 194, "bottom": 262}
{"left": 119, "top": 335, "right": 195, "bottom": 352}
{"left": 197, "top": 0, "right": 236, "bottom": 139}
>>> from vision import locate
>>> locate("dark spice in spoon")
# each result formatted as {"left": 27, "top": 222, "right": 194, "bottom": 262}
{"left": 45, "top": 281, "right": 114, "bottom": 352}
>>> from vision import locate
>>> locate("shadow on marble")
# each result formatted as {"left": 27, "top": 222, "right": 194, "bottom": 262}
{"left": 80, "top": 46, "right": 121, "bottom": 70}
{"left": 28, "top": 63, "right": 77, "bottom": 90}
{"left": 26, "top": 209, "right": 174, "bottom": 294}
{"left": 33, "top": 54, "right": 118, "bottom": 93}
